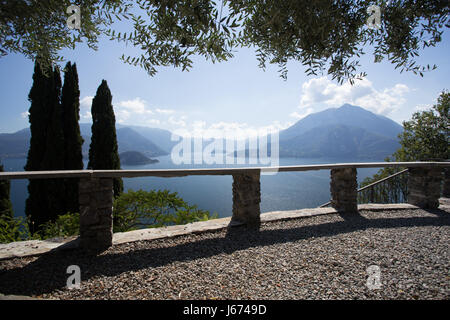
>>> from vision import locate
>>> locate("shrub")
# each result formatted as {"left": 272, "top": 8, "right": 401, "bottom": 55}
{"left": 0, "top": 215, "right": 33, "bottom": 243}
{"left": 113, "top": 189, "right": 217, "bottom": 232}
{"left": 0, "top": 189, "right": 217, "bottom": 243}
{"left": 0, "top": 212, "right": 80, "bottom": 243}
{"left": 36, "top": 212, "right": 80, "bottom": 239}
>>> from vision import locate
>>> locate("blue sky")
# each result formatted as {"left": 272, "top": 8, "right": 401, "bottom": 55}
{"left": 0, "top": 19, "right": 448, "bottom": 136}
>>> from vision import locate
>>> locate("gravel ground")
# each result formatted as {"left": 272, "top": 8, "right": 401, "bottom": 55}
{"left": 0, "top": 208, "right": 449, "bottom": 300}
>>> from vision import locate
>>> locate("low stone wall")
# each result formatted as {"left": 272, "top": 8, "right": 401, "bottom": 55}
{"left": 1, "top": 162, "right": 448, "bottom": 253}
{"left": 79, "top": 178, "right": 114, "bottom": 251}
{"left": 232, "top": 172, "right": 261, "bottom": 227}
{"left": 443, "top": 168, "right": 450, "bottom": 198}
{"left": 330, "top": 168, "right": 358, "bottom": 213}
{"left": 407, "top": 167, "right": 443, "bottom": 209}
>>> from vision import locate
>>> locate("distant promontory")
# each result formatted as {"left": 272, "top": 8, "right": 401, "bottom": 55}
{"left": 119, "top": 151, "right": 159, "bottom": 165}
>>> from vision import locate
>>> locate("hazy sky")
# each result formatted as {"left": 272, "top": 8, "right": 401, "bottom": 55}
{"left": 0, "top": 16, "right": 448, "bottom": 136}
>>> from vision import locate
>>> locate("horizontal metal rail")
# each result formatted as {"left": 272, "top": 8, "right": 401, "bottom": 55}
{"left": 318, "top": 168, "right": 410, "bottom": 208}
{"left": 357, "top": 168, "right": 409, "bottom": 193}
{"left": 0, "top": 162, "right": 448, "bottom": 180}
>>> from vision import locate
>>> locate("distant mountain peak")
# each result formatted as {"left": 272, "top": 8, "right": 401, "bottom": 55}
{"left": 280, "top": 103, "right": 403, "bottom": 143}
{"left": 338, "top": 103, "right": 363, "bottom": 110}
{"left": 339, "top": 103, "right": 355, "bottom": 108}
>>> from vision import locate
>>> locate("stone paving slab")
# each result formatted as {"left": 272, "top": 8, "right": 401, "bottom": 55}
{"left": 0, "top": 237, "right": 79, "bottom": 261}
{"left": 1, "top": 201, "right": 449, "bottom": 261}
{"left": 0, "top": 293, "right": 41, "bottom": 300}
{"left": 113, "top": 217, "right": 243, "bottom": 245}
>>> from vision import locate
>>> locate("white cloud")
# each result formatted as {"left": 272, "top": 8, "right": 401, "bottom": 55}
{"left": 116, "top": 97, "right": 152, "bottom": 115}
{"left": 290, "top": 108, "right": 314, "bottom": 120}
{"left": 79, "top": 96, "right": 93, "bottom": 122}
{"left": 77, "top": 96, "right": 293, "bottom": 137}
{"left": 81, "top": 111, "right": 91, "bottom": 121}
{"left": 297, "top": 76, "right": 410, "bottom": 116}
{"left": 114, "top": 109, "right": 130, "bottom": 124}
{"left": 79, "top": 96, "right": 164, "bottom": 126}
{"left": 173, "top": 120, "right": 290, "bottom": 139}
{"left": 168, "top": 116, "right": 186, "bottom": 127}
{"left": 156, "top": 108, "right": 175, "bottom": 115}
{"left": 143, "top": 119, "right": 161, "bottom": 126}
{"left": 80, "top": 96, "right": 93, "bottom": 108}
{"left": 21, "top": 111, "right": 29, "bottom": 119}
{"left": 112, "top": 97, "right": 167, "bottom": 126}
{"left": 414, "top": 104, "right": 432, "bottom": 112}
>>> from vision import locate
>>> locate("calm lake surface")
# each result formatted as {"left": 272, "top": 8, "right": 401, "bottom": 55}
{"left": 2, "top": 156, "right": 380, "bottom": 218}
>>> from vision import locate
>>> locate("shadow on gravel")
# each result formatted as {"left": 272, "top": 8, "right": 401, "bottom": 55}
{"left": 423, "top": 208, "right": 450, "bottom": 217}
{"left": 0, "top": 209, "right": 449, "bottom": 296}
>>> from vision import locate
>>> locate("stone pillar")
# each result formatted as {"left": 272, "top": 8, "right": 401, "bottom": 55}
{"left": 79, "top": 178, "right": 114, "bottom": 251}
{"left": 330, "top": 168, "right": 358, "bottom": 213}
{"left": 232, "top": 171, "right": 261, "bottom": 227}
{"left": 407, "top": 167, "right": 443, "bottom": 209}
{"left": 443, "top": 168, "right": 450, "bottom": 198}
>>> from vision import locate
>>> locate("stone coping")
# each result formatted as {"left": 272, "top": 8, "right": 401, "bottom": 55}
{"left": 1, "top": 162, "right": 449, "bottom": 180}
{"left": 1, "top": 202, "right": 448, "bottom": 261}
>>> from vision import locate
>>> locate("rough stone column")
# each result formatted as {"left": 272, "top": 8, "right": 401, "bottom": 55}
{"left": 330, "top": 168, "right": 358, "bottom": 213}
{"left": 407, "top": 167, "right": 443, "bottom": 209}
{"left": 79, "top": 178, "right": 114, "bottom": 251}
{"left": 232, "top": 171, "right": 261, "bottom": 227}
{"left": 443, "top": 168, "right": 450, "bottom": 198}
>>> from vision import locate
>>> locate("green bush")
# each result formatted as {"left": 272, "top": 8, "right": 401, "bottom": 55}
{"left": 0, "top": 215, "right": 33, "bottom": 243}
{"left": 113, "top": 189, "right": 217, "bottom": 232}
{"left": 35, "top": 212, "right": 80, "bottom": 240}
{"left": 0, "top": 213, "right": 80, "bottom": 243}
{"left": 0, "top": 189, "right": 217, "bottom": 243}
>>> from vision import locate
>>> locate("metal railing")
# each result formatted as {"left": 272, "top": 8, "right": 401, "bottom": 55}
{"left": 357, "top": 169, "right": 409, "bottom": 204}
{"left": 319, "top": 168, "right": 409, "bottom": 208}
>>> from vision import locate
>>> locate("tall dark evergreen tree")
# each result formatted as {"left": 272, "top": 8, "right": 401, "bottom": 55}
{"left": 25, "top": 62, "right": 66, "bottom": 227}
{"left": 25, "top": 61, "right": 54, "bottom": 227}
{"left": 41, "top": 66, "right": 66, "bottom": 218}
{"left": 88, "top": 80, "right": 123, "bottom": 198}
{"left": 61, "top": 62, "right": 84, "bottom": 213}
{"left": 25, "top": 61, "right": 52, "bottom": 172}
{"left": 0, "top": 163, "right": 13, "bottom": 219}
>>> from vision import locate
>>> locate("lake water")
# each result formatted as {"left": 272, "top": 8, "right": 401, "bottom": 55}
{"left": 2, "top": 156, "right": 380, "bottom": 218}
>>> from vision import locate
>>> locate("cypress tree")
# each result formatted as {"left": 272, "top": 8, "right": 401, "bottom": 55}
{"left": 0, "top": 163, "right": 13, "bottom": 219}
{"left": 88, "top": 80, "right": 123, "bottom": 198}
{"left": 41, "top": 66, "right": 65, "bottom": 171}
{"left": 25, "top": 61, "right": 52, "bottom": 172}
{"left": 40, "top": 66, "right": 66, "bottom": 218}
{"left": 25, "top": 60, "right": 54, "bottom": 228}
{"left": 61, "top": 62, "right": 84, "bottom": 213}
{"left": 25, "top": 62, "right": 66, "bottom": 227}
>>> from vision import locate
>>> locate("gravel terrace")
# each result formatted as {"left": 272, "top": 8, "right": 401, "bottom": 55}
{"left": 0, "top": 208, "right": 449, "bottom": 300}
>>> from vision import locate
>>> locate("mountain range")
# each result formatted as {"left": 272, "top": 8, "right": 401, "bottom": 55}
{"left": 0, "top": 104, "right": 403, "bottom": 161}
{"left": 278, "top": 104, "right": 403, "bottom": 159}
{"left": 0, "top": 124, "right": 175, "bottom": 159}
